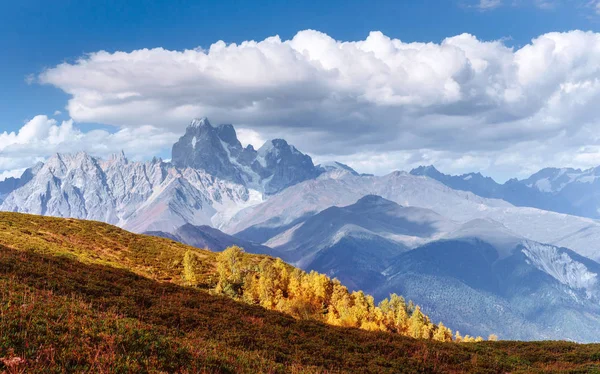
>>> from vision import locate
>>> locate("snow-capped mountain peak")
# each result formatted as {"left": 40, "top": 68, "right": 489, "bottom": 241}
{"left": 172, "top": 118, "right": 322, "bottom": 194}
{"left": 108, "top": 150, "right": 128, "bottom": 164}
{"left": 189, "top": 117, "right": 212, "bottom": 128}
{"left": 316, "top": 162, "right": 360, "bottom": 178}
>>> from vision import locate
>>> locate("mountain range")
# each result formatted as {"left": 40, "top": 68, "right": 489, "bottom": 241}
{"left": 410, "top": 164, "right": 600, "bottom": 220}
{"left": 3, "top": 117, "right": 600, "bottom": 342}
{"left": 0, "top": 118, "right": 323, "bottom": 232}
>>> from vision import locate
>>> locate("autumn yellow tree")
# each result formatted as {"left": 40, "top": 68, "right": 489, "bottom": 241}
{"left": 215, "top": 246, "right": 245, "bottom": 297}
{"left": 408, "top": 306, "right": 426, "bottom": 339}
{"left": 257, "top": 258, "right": 281, "bottom": 309}
{"left": 388, "top": 294, "right": 409, "bottom": 334}
{"left": 455, "top": 331, "right": 463, "bottom": 343}
{"left": 433, "top": 322, "right": 453, "bottom": 342}
{"left": 182, "top": 249, "right": 198, "bottom": 286}
{"left": 284, "top": 269, "right": 313, "bottom": 319}
{"left": 327, "top": 280, "right": 352, "bottom": 326}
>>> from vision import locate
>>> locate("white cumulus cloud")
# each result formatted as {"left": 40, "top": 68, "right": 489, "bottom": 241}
{"left": 236, "top": 128, "right": 266, "bottom": 149}
{"left": 0, "top": 115, "right": 178, "bottom": 174}
{"left": 27, "top": 29, "right": 600, "bottom": 180}
{"left": 0, "top": 168, "right": 27, "bottom": 182}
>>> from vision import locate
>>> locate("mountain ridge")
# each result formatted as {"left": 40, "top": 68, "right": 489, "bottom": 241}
{"left": 409, "top": 164, "right": 600, "bottom": 219}
{"left": 0, "top": 152, "right": 256, "bottom": 233}
{"left": 0, "top": 118, "right": 326, "bottom": 233}
{"left": 224, "top": 171, "right": 600, "bottom": 263}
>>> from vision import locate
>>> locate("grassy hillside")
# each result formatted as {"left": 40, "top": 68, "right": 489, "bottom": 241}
{"left": 0, "top": 212, "right": 221, "bottom": 285}
{"left": 1, "top": 212, "right": 600, "bottom": 373}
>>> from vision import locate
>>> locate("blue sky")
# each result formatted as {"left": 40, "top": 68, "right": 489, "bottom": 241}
{"left": 1, "top": 0, "right": 600, "bottom": 180}
{"left": 1, "top": 0, "right": 593, "bottom": 129}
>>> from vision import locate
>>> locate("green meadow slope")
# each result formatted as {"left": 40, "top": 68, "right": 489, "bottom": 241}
{"left": 1, "top": 212, "right": 600, "bottom": 373}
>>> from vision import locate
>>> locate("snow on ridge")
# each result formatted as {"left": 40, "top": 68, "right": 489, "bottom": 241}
{"left": 0, "top": 150, "right": 260, "bottom": 234}
{"left": 189, "top": 117, "right": 211, "bottom": 128}
{"left": 521, "top": 241, "right": 598, "bottom": 292}
{"left": 578, "top": 175, "right": 600, "bottom": 184}
{"left": 218, "top": 138, "right": 261, "bottom": 187}
{"left": 534, "top": 178, "right": 552, "bottom": 192}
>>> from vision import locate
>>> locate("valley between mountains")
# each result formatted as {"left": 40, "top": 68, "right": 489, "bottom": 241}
{"left": 3, "top": 118, "right": 600, "bottom": 346}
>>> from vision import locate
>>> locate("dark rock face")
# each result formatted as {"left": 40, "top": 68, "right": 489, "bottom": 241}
{"left": 172, "top": 118, "right": 247, "bottom": 185}
{"left": 171, "top": 118, "right": 322, "bottom": 194}
{"left": 215, "top": 124, "right": 241, "bottom": 147}
{"left": 255, "top": 139, "right": 322, "bottom": 195}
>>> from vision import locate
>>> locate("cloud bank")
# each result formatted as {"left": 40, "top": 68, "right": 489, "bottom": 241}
{"left": 10, "top": 29, "right": 600, "bottom": 180}
{"left": 0, "top": 115, "right": 178, "bottom": 175}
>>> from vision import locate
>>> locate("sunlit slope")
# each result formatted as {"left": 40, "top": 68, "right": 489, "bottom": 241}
{"left": 0, "top": 212, "right": 220, "bottom": 285}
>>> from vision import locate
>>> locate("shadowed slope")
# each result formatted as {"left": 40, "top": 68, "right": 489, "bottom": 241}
{"left": 146, "top": 223, "right": 281, "bottom": 257}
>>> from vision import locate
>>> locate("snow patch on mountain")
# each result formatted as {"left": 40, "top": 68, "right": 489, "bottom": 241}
{"left": 211, "top": 188, "right": 264, "bottom": 229}
{"left": 521, "top": 241, "right": 598, "bottom": 292}
{"left": 533, "top": 178, "right": 552, "bottom": 192}
{"left": 317, "top": 162, "right": 360, "bottom": 179}
{"left": 0, "top": 151, "right": 260, "bottom": 234}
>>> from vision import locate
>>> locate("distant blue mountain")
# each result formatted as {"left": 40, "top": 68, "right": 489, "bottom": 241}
{"left": 377, "top": 237, "right": 600, "bottom": 342}
{"left": 146, "top": 223, "right": 281, "bottom": 257}
{"left": 265, "top": 195, "right": 454, "bottom": 291}
{"left": 409, "top": 165, "right": 584, "bottom": 217}
{"left": 521, "top": 166, "right": 600, "bottom": 219}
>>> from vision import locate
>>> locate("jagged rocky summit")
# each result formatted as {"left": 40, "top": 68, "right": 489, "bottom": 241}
{"left": 172, "top": 117, "right": 322, "bottom": 195}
